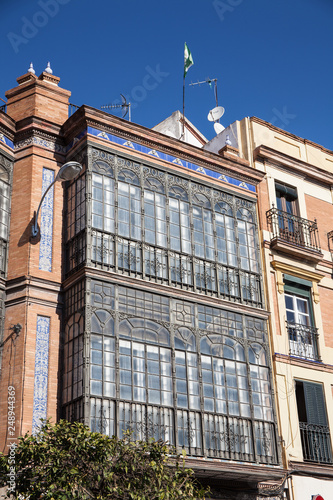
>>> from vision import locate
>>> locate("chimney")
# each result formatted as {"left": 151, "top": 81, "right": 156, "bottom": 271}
{"left": 5, "top": 63, "right": 71, "bottom": 125}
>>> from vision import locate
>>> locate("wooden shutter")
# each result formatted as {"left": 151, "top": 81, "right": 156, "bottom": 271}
{"left": 303, "top": 381, "right": 328, "bottom": 426}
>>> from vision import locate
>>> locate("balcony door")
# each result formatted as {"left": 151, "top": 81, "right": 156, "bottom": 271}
{"left": 275, "top": 182, "right": 300, "bottom": 242}
{"left": 284, "top": 280, "right": 318, "bottom": 360}
{"left": 295, "top": 380, "right": 332, "bottom": 463}
{"left": 285, "top": 293, "right": 314, "bottom": 358}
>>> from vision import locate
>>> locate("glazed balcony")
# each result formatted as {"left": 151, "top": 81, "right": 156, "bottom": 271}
{"left": 266, "top": 208, "right": 323, "bottom": 262}
{"left": 287, "top": 321, "right": 320, "bottom": 361}
{"left": 299, "top": 422, "right": 333, "bottom": 464}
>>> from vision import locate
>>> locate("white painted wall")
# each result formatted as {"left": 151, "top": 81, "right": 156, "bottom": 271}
{"left": 292, "top": 475, "right": 333, "bottom": 500}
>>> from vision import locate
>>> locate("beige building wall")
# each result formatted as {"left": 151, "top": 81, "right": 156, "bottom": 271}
{"left": 205, "top": 116, "right": 333, "bottom": 498}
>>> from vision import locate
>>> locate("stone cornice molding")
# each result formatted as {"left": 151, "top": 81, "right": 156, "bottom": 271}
{"left": 274, "top": 353, "right": 333, "bottom": 373}
{"left": 0, "top": 113, "right": 16, "bottom": 141}
{"left": 15, "top": 115, "right": 63, "bottom": 136}
{"left": 5, "top": 73, "right": 71, "bottom": 100}
{"left": 254, "top": 144, "right": 333, "bottom": 186}
{"left": 288, "top": 460, "right": 333, "bottom": 478}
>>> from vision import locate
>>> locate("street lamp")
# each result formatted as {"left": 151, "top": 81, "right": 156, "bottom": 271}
{"left": 31, "top": 161, "right": 82, "bottom": 238}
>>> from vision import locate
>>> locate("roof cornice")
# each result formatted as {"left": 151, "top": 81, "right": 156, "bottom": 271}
{"left": 63, "top": 106, "right": 265, "bottom": 186}
{"left": 254, "top": 144, "right": 333, "bottom": 186}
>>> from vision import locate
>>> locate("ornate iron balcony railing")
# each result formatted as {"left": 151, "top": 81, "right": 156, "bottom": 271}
{"left": 83, "top": 229, "right": 263, "bottom": 306}
{"left": 299, "top": 422, "right": 333, "bottom": 464}
{"left": 88, "top": 398, "right": 278, "bottom": 465}
{"left": 266, "top": 208, "right": 321, "bottom": 252}
{"left": 287, "top": 321, "right": 320, "bottom": 361}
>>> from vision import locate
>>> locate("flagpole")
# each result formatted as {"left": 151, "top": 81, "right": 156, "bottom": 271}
{"left": 182, "top": 74, "right": 185, "bottom": 140}
{"left": 182, "top": 42, "right": 193, "bottom": 141}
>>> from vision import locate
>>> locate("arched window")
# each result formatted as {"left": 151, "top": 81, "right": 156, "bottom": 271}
{"left": 200, "top": 335, "right": 250, "bottom": 417}
{"left": 118, "top": 318, "right": 172, "bottom": 406}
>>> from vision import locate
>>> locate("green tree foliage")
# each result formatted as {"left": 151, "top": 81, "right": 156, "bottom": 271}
{"left": 0, "top": 419, "right": 207, "bottom": 499}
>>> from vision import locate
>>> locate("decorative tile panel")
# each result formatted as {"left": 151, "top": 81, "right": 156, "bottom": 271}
{"left": 39, "top": 168, "right": 54, "bottom": 272}
{"left": 32, "top": 316, "right": 50, "bottom": 435}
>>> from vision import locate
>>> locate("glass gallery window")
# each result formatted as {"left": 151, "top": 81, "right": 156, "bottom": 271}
{"left": 85, "top": 281, "right": 277, "bottom": 464}
{"left": 0, "top": 163, "right": 11, "bottom": 275}
{"left": 75, "top": 153, "right": 263, "bottom": 306}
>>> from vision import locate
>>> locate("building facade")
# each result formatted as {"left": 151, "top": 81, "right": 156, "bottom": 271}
{"left": 0, "top": 69, "right": 288, "bottom": 498}
{"left": 206, "top": 118, "right": 333, "bottom": 499}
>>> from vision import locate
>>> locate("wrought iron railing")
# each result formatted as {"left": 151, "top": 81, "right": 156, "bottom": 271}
{"left": 68, "top": 103, "right": 80, "bottom": 117}
{"left": 86, "top": 229, "right": 263, "bottom": 306}
{"left": 299, "top": 422, "right": 333, "bottom": 464}
{"left": 287, "top": 321, "right": 320, "bottom": 361}
{"left": 266, "top": 208, "right": 321, "bottom": 252}
{"left": 89, "top": 398, "right": 278, "bottom": 465}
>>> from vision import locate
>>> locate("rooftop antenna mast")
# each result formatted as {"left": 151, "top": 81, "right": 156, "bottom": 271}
{"left": 101, "top": 94, "right": 131, "bottom": 121}
{"left": 189, "top": 77, "right": 219, "bottom": 107}
{"left": 190, "top": 77, "right": 225, "bottom": 135}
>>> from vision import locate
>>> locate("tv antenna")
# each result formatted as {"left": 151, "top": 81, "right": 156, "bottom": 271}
{"left": 190, "top": 77, "right": 219, "bottom": 106}
{"left": 101, "top": 94, "right": 131, "bottom": 121}
{"left": 190, "top": 77, "right": 225, "bottom": 134}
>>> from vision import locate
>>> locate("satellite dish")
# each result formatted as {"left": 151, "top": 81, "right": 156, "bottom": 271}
{"left": 214, "top": 122, "right": 225, "bottom": 134}
{"left": 208, "top": 106, "right": 225, "bottom": 122}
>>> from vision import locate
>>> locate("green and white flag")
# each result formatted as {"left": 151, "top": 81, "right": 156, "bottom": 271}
{"left": 184, "top": 42, "right": 194, "bottom": 77}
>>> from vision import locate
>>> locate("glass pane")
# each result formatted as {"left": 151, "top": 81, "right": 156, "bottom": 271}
{"left": 296, "top": 298, "right": 308, "bottom": 315}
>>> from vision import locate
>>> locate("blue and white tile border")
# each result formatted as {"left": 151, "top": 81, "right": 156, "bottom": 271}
{"left": 32, "top": 315, "right": 50, "bottom": 435}
{"left": 87, "top": 126, "right": 256, "bottom": 193}
{"left": 39, "top": 168, "right": 54, "bottom": 272}
{"left": 0, "top": 132, "right": 14, "bottom": 149}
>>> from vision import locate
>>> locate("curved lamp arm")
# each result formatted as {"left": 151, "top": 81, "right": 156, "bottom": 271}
{"left": 31, "top": 161, "right": 82, "bottom": 238}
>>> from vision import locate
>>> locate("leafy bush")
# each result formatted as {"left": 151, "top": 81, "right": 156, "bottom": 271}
{"left": 0, "top": 419, "right": 207, "bottom": 499}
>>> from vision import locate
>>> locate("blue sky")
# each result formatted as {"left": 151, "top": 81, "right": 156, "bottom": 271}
{"left": 1, "top": 0, "right": 333, "bottom": 149}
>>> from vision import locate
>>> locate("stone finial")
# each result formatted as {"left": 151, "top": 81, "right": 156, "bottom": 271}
{"left": 45, "top": 62, "right": 53, "bottom": 74}
{"left": 225, "top": 134, "right": 232, "bottom": 146}
{"left": 28, "top": 62, "right": 35, "bottom": 74}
